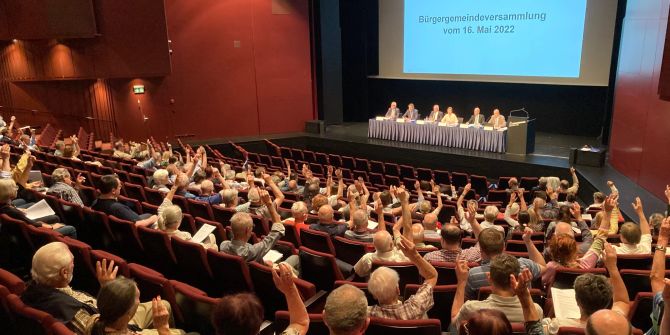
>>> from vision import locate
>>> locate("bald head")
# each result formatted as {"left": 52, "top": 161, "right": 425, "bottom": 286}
{"left": 351, "top": 209, "right": 368, "bottom": 230}
{"left": 586, "top": 310, "right": 631, "bottom": 335}
{"left": 411, "top": 223, "right": 425, "bottom": 244}
{"left": 422, "top": 213, "right": 438, "bottom": 230}
{"left": 555, "top": 222, "right": 575, "bottom": 237}
{"left": 318, "top": 205, "right": 334, "bottom": 223}
{"left": 31, "top": 242, "right": 74, "bottom": 288}
{"left": 373, "top": 230, "right": 393, "bottom": 253}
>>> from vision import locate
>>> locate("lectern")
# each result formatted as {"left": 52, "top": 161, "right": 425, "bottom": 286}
{"left": 506, "top": 116, "right": 535, "bottom": 155}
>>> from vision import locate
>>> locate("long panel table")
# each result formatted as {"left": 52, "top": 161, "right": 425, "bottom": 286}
{"left": 367, "top": 119, "right": 506, "bottom": 153}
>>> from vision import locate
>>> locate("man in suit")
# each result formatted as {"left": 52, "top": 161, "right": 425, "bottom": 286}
{"left": 426, "top": 104, "right": 443, "bottom": 122}
{"left": 384, "top": 101, "right": 400, "bottom": 120}
{"left": 402, "top": 103, "right": 419, "bottom": 120}
{"left": 466, "top": 107, "right": 486, "bottom": 126}
{"left": 489, "top": 108, "right": 506, "bottom": 129}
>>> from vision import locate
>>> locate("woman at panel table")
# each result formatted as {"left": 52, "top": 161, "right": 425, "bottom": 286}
{"left": 440, "top": 106, "right": 459, "bottom": 126}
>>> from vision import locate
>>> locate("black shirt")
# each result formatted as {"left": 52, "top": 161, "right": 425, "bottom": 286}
{"left": 91, "top": 198, "right": 141, "bottom": 222}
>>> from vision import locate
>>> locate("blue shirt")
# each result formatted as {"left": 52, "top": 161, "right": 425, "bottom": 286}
{"left": 195, "top": 192, "right": 223, "bottom": 205}
{"left": 465, "top": 256, "right": 542, "bottom": 300}
{"left": 309, "top": 222, "right": 348, "bottom": 237}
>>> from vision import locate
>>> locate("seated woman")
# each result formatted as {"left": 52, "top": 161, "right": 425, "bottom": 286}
{"left": 86, "top": 276, "right": 185, "bottom": 335}
{"left": 541, "top": 230, "right": 607, "bottom": 286}
{"left": 0, "top": 178, "right": 77, "bottom": 238}
{"left": 157, "top": 184, "right": 218, "bottom": 250}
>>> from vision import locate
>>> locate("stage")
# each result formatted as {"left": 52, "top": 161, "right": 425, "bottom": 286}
{"left": 200, "top": 122, "right": 667, "bottom": 221}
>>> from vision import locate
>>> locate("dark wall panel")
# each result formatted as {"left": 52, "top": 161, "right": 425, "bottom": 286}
{"left": 2, "top": 0, "right": 96, "bottom": 39}
{"left": 609, "top": 0, "right": 670, "bottom": 200}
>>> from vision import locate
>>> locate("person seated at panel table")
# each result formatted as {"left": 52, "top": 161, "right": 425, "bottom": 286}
{"left": 425, "top": 104, "right": 443, "bottom": 122}
{"left": 466, "top": 107, "right": 486, "bottom": 127}
{"left": 488, "top": 108, "right": 507, "bottom": 129}
{"left": 384, "top": 101, "right": 400, "bottom": 120}
{"left": 402, "top": 103, "right": 419, "bottom": 121}
{"left": 440, "top": 106, "right": 459, "bottom": 126}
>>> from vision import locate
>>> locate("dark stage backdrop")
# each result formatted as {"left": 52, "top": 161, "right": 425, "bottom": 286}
{"left": 338, "top": 0, "right": 622, "bottom": 138}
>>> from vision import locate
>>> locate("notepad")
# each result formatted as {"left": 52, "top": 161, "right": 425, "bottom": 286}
{"left": 192, "top": 223, "right": 216, "bottom": 243}
{"left": 367, "top": 220, "right": 379, "bottom": 230}
{"left": 375, "top": 116, "right": 385, "bottom": 121}
{"left": 25, "top": 199, "right": 56, "bottom": 221}
{"left": 551, "top": 288, "right": 582, "bottom": 319}
{"left": 263, "top": 249, "right": 284, "bottom": 264}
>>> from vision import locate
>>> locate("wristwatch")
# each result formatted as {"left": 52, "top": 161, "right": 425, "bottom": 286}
{"left": 655, "top": 245, "right": 666, "bottom": 252}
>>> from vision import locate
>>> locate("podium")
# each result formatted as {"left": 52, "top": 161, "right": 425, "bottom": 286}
{"left": 506, "top": 116, "right": 535, "bottom": 155}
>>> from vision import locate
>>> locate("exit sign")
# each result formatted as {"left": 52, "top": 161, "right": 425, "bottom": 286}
{"left": 133, "top": 85, "right": 145, "bottom": 94}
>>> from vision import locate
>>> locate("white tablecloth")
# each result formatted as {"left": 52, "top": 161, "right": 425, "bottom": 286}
{"left": 367, "top": 119, "right": 506, "bottom": 153}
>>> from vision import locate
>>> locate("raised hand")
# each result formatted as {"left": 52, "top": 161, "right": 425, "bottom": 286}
{"left": 511, "top": 268, "right": 533, "bottom": 297}
{"left": 0, "top": 144, "right": 9, "bottom": 159}
{"left": 96, "top": 259, "right": 118, "bottom": 285}
{"left": 271, "top": 263, "right": 296, "bottom": 295}
{"left": 569, "top": 202, "right": 582, "bottom": 220}
{"left": 262, "top": 173, "right": 272, "bottom": 184}
{"left": 374, "top": 198, "right": 383, "bottom": 215}
{"left": 414, "top": 180, "right": 421, "bottom": 191}
{"left": 396, "top": 187, "right": 408, "bottom": 202}
{"left": 396, "top": 235, "right": 419, "bottom": 259}
{"left": 327, "top": 165, "right": 333, "bottom": 177}
{"left": 665, "top": 185, "right": 670, "bottom": 203}
{"left": 335, "top": 168, "right": 342, "bottom": 179}
{"left": 607, "top": 180, "right": 615, "bottom": 188}
{"left": 509, "top": 191, "right": 517, "bottom": 204}
{"left": 463, "top": 183, "right": 472, "bottom": 193}
{"left": 632, "top": 197, "right": 643, "bottom": 213}
{"left": 602, "top": 243, "right": 617, "bottom": 271}
{"left": 259, "top": 189, "right": 272, "bottom": 206}
{"left": 603, "top": 194, "right": 618, "bottom": 212}
{"left": 152, "top": 296, "right": 170, "bottom": 331}
{"left": 454, "top": 260, "right": 469, "bottom": 283}
{"left": 522, "top": 227, "right": 534, "bottom": 243}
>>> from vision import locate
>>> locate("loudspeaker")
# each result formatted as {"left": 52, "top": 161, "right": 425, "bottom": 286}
{"left": 569, "top": 148, "right": 607, "bottom": 167}
{"left": 305, "top": 120, "right": 325, "bottom": 134}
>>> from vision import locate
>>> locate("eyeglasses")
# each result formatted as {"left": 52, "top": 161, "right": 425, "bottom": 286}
{"left": 462, "top": 321, "right": 470, "bottom": 335}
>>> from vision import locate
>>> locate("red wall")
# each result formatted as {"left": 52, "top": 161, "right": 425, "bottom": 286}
{"left": 0, "top": 0, "right": 314, "bottom": 142}
{"left": 610, "top": 0, "right": 670, "bottom": 199}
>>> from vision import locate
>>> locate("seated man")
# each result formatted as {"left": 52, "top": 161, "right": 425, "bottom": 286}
{"left": 344, "top": 209, "right": 374, "bottom": 242}
{"left": 385, "top": 101, "right": 400, "bottom": 120}
{"left": 424, "top": 222, "right": 481, "bottom": 263}
{"left": 323, "top": 284, "right": 370, "bottom": 335}
{"left": 465, "top": 228, "right": 546, "bottom": 300}
{"left": 425, "top": 105, "right": 443, "bottom": 122}
{"left": 488, "top": 108, "right": 506, "bottom": 129}
{"left": 21, "top": 242, "right": 184, "bottom": 334}
{"left": 452, "top": 254, "right": 544, "bottom": 329}
{"left": 235, "top": 174, "right": 284, "bottom": 220}
{"left": 422, "top": 213, "right": 441, "bottom": 239}
{"left": 353, "top": 230, "right": 408, "bottom": 277}
{"left": 541, "top": 245, "right": 629, "bottom": 334}
{"left": 47, "top": 168, "right": 85, "bottom": 206}
{"left": 466, "top": 107, "right": 486, "bottom": 126}
{"left": 615, "top": 197, "right": 652, "bottom": 254}
{"left": 559, "top": 167, "right": 579, "bottom": 194}
{"left": 220, "top": 190, "right": 299, "bottom": 272}
{"left": 411, "top": 224, "right": 436, "bottom": 250}
{"left": 402, "top": 103, "right": 419, "bottom": 121}
{"left": 309, "top": 205, "right": 348, "bottom": 237}
{"left": 282, "top": 201, "right": 309, "bottom": 236}
{"left": 368, "top": 235, "right": 437, "bottom": 319}
{"left": 91, "top": 174, "right": 158, "bottom": 228}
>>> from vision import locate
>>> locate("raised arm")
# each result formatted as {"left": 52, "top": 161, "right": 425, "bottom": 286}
{"left": 430, "top": 180, "right": 443, "bottom": 216}
{"left": 632, "top": 197, "right": 651, "bottom": 236}
{"left": 466, "top": 201, "right": 483, "bottom": 238}
{"left": 567, "top": 167, "right": 579, "bottom": 194}
{"left": 523, "top": 227, "right": 546, "bottom": 273}
{"left": 398, "top": 187, "right": 413, "bottom": 241}
{"left": 451, "top": 260, "right": 470, "bottom": 323}
{"left": 0, "top": 145, "right": 10, "bottom": 174}
{"left": 456, "top": 183, "right": 471, "bottom": 217}
{"left": 272, "top": 263, "right": 309, "bottom": 335}
{"left": 261, "top": 189, "right": 281, "bottom": 224}
{"left": 602, "top": 243, "right": 630, "bottom": 317}
{"left": 518, "top": 189, "right": 527, "bottom": 211}
{"left": 512, "top": 268, "right": 542, "bottom": 330}
{"left": 335, "top": 168, "right": 344, "bottom": 200}
{"left": 661, "top": 279, "right": 670, "bottom": 335}
{"left": 398, "top": 235, "right": 438, "bottom": 287}
{"left": 651, "top": 217, "right": 669, "bottom": 294}
{"left": 263, "top": 173, "right": 285, "bottom": 208}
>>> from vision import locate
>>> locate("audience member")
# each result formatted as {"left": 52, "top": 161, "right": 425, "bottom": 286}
{"left": 452, "top": 256, "right": 543, "bottom": 329}
{"left": 323, "top": 284, "right": 369, "bottom": 335}
{"left": 21, "top": 242, "right": 182, "bottom": 334}
{"left": 310, "top": 205, "right": 348, "bottom": 237}
{"left": 220, "top": 190, "right": 300, "bottom": 273}
{"left": 647, "top": 216, "right": 670, "bottom": 335}
{"left": 614, "top": 197, "right": 652, "bottom": 254}
{"left": 368, "top": 235, "right": 437, "bottom": 319}
{"left": 87, "top": 277, "right": 184, "bottom": 335}
{"left": 542, "top": 243, "right": 630, "bottom": 334}
{"left": 158, "top": 184, "right": 217, "bottom": 250}
{"left": 91, "top": 174, "right": 158, "bottom": 228}
{"left": 423, "top": 217, "right": 481, "bottom": 263}
{"left": 211, "top": 263, "right": 309, "bottom": 335}
{"left": 465, "top": 228, "right": 546, "bottom": 300}
{"left": 282, "top": 201, "right": 309, "bottom": 236}
{"left": 47, "top": 168, "right": 85, "bottom": 206}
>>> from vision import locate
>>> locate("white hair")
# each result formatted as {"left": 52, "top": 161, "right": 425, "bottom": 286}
{"left": 31, "top": 242, "right": 73, "bottom": 286}
{"left": 291, "top": 201, "right": 308, "bottom": 215}
{"left": 153, "top": 169, "right": 169, "bottom": 183}
{"left": 352, "top": 209, "right": 368, "bottom": 229}
{"left": 368, "top": 266, "right": 399, "bottom": 303}
{"left": 484, "top": 205, "right": 500, "bottom": 222}
{"left": 546, "top": 177, "right": 560, "bottom": 191}
{"left": 158, "top": 204, "right": 183, "bottom": 231}
{"left": 51, "top": 168, "right": 71, "bottom": 183}
{"left": 221, "top": 189, "right": 238, "bottom": 206}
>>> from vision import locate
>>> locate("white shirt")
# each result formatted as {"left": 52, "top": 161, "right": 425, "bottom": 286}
{"left": 613, "top": 234, "right": 652, "bottom": 255}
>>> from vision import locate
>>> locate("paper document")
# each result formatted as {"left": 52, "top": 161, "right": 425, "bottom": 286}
{"left": 263, "top": 249, "right": 284, "bottom": 264}
{"left": 192, "top": 224, "right": 217, "bottom": 243}
{"left": 551, "top": 288, "right": 582, "bottom": 319}
{"left": 25, "top": 199, "right": 56, "bottom": 221}
{"left": 367, "top": 220, "right": 379, "bottom": 230}
{"left": 581, "top": 213, "right": 593, "bottom": 221}
{"left": 28, "top": 170, "right": 44, "bottom": 184}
